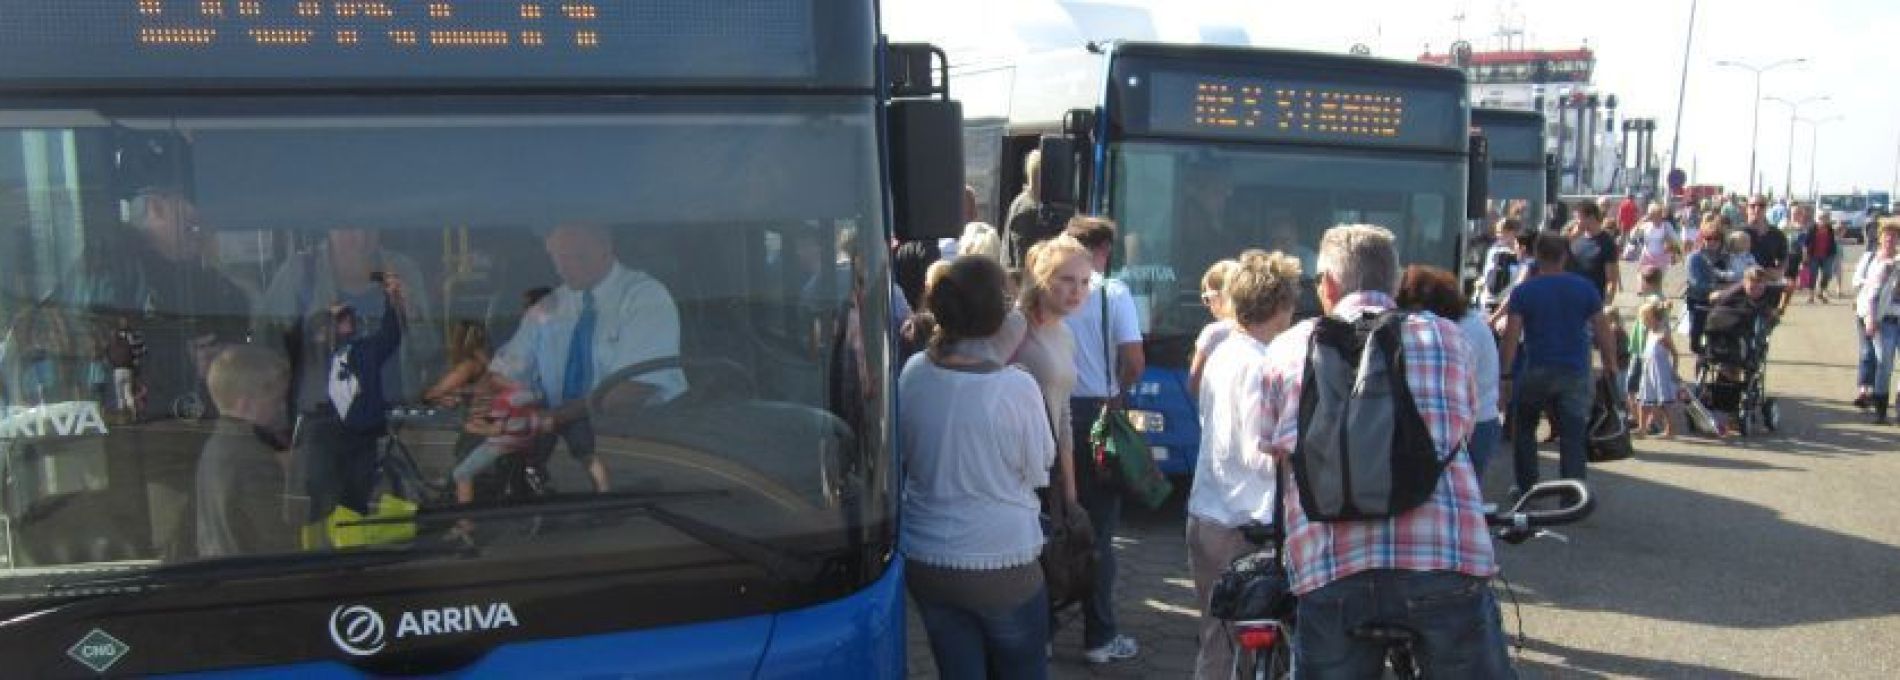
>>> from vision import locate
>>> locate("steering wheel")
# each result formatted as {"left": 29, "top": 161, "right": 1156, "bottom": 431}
{"left": 585, "top": 356, "right": 686, "bottom": 418}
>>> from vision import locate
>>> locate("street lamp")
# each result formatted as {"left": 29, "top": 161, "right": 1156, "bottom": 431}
{"left": 1766, "top": 94, "right": 1830, "bottom": 200}
{"left": 1716, "top": 57, "right": 1806, "bottom": 196}
{"left": 1798, "top": 114, "right": 1843, "bottom": 201}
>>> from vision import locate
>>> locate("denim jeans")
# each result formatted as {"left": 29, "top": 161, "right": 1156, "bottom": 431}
{"left": 1467, "top": 419, "right": 1502, "bottom": 479}
{"left": 1293, "top": 570, "right": 1515, "bottom": 680}
{"left": 1511, "top": 365, "right": 1590, "bottom": 491}
{"left": 1858, "top": 316, "right": 1878, "bottom": 390}
{"left": 1071, "top": 396, "right": 1123, "bottom": 648}
{"left": 1873, "top": 319, "right": 1900, "bottom": 397}
{"left": 912, "top": 581, "right": 1051, "bottom": 680}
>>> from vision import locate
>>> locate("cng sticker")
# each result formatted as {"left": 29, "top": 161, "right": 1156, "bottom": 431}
{"left": 67, "top": 628, "right": 130, "bottom": 673}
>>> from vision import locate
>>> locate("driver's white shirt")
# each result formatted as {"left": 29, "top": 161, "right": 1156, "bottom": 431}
{"left": 493, "top": 263, "right": 687, "bottom": 407}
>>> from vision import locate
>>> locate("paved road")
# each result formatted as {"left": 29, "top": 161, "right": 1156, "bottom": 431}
{"left": 909, "top": 246, "right": 1900, "bottom": 678}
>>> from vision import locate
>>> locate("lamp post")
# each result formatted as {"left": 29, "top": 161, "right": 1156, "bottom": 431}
{"left": 1766, "top": 94, "right": 1829, "bottom": 201}
{"left": 1716, "top": 57, "right": 1805, "bottom": 196}
{"left": 1799, "top": 114, "right": 1842, "bottom": 201}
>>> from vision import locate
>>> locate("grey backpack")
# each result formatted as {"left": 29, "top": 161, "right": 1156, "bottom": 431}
{"left": 1290, "top": 310, "right": 1448, "bottom": 521}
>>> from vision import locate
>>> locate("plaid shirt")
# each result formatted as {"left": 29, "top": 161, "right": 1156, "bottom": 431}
{"left": 1255, "top": 292, "right": 1495, "bottom": 594}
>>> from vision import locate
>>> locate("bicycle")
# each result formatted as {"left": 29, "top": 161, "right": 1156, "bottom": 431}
{"left": 1355, "top": 479, "right": 1596, "bottom": 679}
{"left": 1222, "top": 521, "right": 1293, "bottom": 680}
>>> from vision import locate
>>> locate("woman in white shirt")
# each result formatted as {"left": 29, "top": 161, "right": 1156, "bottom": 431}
{"left": 899, "top": 255, "right": 1057, "bottom": 679}
{"left": 1183, "top": 250, "right": 1301, "bottom": 680}
{"left": 1856, "top": 220, "right": 1900, "bottom": 424}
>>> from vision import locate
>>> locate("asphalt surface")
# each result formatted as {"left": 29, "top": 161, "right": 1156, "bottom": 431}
{"left": 908, "top": 245, "right": 1900, "bottom": 678}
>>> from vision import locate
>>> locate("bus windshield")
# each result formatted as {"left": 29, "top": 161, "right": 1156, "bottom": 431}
{"left": 1108, "top": 140, "right": 1463, "bottom": 347}
{"left": 1490, "top": 167, "right": 1546, "bottom": 219}
{"left": 0, "top": 95, "right": 892, "bottom": 619}
{"left": 1820, "top": 194, "right": 1866, "bottom": 212}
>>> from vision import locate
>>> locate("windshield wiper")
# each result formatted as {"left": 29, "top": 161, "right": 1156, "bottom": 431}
{"left": 44, "top": 544, "right": 475, "bottom": 596}
{"left": 361, "top": 488, "right": 825, "bottom": 584}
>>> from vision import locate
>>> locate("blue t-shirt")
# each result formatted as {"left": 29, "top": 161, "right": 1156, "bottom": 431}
{"left": 1508, "top": 273, "right": 1602, "bottom": 372}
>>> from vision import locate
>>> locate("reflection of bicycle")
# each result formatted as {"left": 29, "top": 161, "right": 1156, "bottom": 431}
{"left": 1359, "top": 480, "right": 1596, "bottom": 679}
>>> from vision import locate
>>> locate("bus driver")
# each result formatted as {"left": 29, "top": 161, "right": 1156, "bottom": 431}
{"left": 491, "top": 223, "right": 688, "bottom": 494}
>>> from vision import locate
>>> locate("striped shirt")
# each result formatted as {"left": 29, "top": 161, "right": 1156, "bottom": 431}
{"left": 1255, "top": 292, "right": 1495, "bottom": 595}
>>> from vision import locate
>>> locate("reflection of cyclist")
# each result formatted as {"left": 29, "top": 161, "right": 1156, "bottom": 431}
{"left": 449, "top": 357, "right": 544, "bottom": 506}
{"left": 492, "top": 224, "right": 687, "bottom": 494}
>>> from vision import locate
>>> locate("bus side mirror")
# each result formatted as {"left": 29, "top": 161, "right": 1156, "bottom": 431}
{"left": 885, "top": 43, "right": 964, "bottom": 241}
{"left": 1037, "top": 135, "right": 1077, "bottom": 208}
{"left": 889, "top": 98, "right": 965, "bottom": 240}
{"left": 1467, "top": 133, "right": 1489, "bottom": 220}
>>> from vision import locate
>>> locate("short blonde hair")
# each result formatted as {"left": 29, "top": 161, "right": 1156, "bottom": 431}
{"left": 1018, "top": 235, "right": 1092, "bottom": 313}
{"left": 1742, "top": 265, "right": 1769, "bottom": 283}
{"left": 1200, "top": 259, "right": 1240, "bottom": 294}
{"left": 957, "top": 222, "right": 1001, "bottom": 261}
{"left": 1726, "top": 230, "right": 1752, "bottom": 254}
{"left": 1638, "top": 299, "right": 1671, "bottom": 329}
{"left": 207, "top": 345, "right": 288, "bottom": 413}
{"left": 1226, "top": 250, "right": 1302, "bottom": 326}
{"left": 1880, "top": 217, "right": 1900, "bottom": 242}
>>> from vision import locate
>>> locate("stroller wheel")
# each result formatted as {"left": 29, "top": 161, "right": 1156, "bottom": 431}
{"left": 1736, "top": 416, "right": 1752, "bottom": 437}
{"left": 171, "top": 393, "right": 206, "bottom": 420}
{"left": 1761, "top": 398, "right": 1780, "bottom": 432}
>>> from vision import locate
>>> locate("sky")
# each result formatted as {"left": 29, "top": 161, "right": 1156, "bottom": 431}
{"left": 884, "top": 0, "right": 1900, "bottom": 199}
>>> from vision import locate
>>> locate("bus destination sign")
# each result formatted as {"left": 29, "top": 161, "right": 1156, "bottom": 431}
{"left": 1144, "top": 71, "right": 1463, "bottom": 150}
{"left": 0, "top": 0, "right": 827, "bottom": 84}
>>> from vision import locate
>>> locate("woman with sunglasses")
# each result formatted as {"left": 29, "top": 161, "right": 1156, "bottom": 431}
{"left": 1684, "top": 217, "right": 1736, "bottom": 356}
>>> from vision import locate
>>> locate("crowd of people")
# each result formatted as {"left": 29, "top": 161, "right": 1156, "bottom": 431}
{"left": 899, "top": 188, "right": 1900, "bottom": 678}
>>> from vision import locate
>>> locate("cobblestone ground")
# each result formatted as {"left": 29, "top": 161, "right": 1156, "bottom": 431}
{"left": 905, "top": 494, "right": 1204, "bottom": 679}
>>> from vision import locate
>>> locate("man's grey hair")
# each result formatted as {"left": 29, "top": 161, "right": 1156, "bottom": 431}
{"left": 1316, "top": 224, "right": 1400, "bottom": 296}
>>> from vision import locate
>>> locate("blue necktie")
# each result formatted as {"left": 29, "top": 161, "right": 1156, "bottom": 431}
{"left": 562, "top": 290, "right": 596, "bottom": 402}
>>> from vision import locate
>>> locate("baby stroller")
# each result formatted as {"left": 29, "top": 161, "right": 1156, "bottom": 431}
{"left": 1687, "top": 298, "right": 1781, "bottom": 436}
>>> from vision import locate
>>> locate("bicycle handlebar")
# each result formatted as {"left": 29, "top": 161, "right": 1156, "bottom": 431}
{"left": 1484, "top": 480, "right": 1594, "bottom": 543}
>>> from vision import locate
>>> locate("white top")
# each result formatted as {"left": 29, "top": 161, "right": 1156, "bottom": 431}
{"left": 1195, "top": 319, "right": 1236, "bottom": 355}
{"left": 1187, "top": 331, "right": 1277, "bottom": 527}
{"left": 898, "top": 354, "right": 1055, "bottom": 570}
{"left": 1458, "top": 310, "right": 1502, "bottom": 423}
{"left": 328, "top": 352, "right": 359, "bottom": 418}
{"left": 493, "top": 263, "right": 688, "bottom": 406}
{"left": 1857, "top": 256, "right": 1900, "bottom": 322}
{"left": 1064, "top": 274, "right": 1143, "bottom": 398}
{"left": 1475, "top": 243, "right": 1520, "bottom": 309}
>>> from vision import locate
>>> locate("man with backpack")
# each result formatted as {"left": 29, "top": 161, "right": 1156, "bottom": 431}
{"left": 1253, "top": 224, "right": 1510, "bottom": 677}
{"left": 1500, "top": 233, "right": 1622, "bottom": 493}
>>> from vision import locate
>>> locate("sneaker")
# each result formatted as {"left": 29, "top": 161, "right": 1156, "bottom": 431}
{"left": 1083, "top": 634, "right": 1139, "bottom": 664}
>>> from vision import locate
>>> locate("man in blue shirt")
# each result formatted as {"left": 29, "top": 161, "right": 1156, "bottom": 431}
{"left": 1499, "top": 233, "right": 1621, "bottom": 494}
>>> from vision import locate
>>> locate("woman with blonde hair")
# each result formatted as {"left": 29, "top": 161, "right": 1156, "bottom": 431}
{"left": 1183, "top": 250, "right": 1302, "bottom": 679}
{"left": 1002, "top": 234, "right": 1096, "bottom": 505}
{"left": 958, "top": 222, "right": 1003, "bottom": 262}
{"left": 1186, "top": 258, "right": 1241, "bottom": 398}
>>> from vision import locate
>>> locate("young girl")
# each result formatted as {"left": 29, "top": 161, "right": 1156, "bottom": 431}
{"left": 1636, "top": 300, "right": 1682, "bottom": 438}
{"left": 1186, "top": 258, "right": 1240, "bottom": 399}
{"left": 1626, "top": 266, "right": 1669, "bottom": 420}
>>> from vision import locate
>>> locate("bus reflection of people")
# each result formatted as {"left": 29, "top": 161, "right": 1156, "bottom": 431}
{"left": 492, "top": 224, "right": 687, "bottom": 494}
{"left": 194, "top": 346, "right": 295, "bottom": 557}
{"left": 296, "top": 275, "right": 408, "bottom": 542}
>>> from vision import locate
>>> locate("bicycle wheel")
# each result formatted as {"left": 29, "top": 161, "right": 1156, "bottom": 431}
{"left": 1233, "top": 639, "right": 1292, "bottom": 680}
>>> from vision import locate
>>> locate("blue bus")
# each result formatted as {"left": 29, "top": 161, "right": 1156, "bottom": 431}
{"left": 963, "top": 43, "right": 1480, "bottom": 477}
{"left": 0, "top": 1, "right": 962, "bottom": 675}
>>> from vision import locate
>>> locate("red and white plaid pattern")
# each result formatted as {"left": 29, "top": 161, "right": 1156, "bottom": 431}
{"left": 1254, "top": 292, "right": 1495, "bottom": 595}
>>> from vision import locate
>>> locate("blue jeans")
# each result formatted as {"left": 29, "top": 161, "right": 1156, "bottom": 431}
{"left": 1859, "top": 317, "right": 1879, "bottom": 389}
{"left": 912, "top": 581, "right": 1050, "bottom": 680}
{"left": 1511, "top": 366, "right": 1590, "bottom": 492}
{"left": 1468, "top": 419, "right": 1501, "bottom": 478}
{"left": 1874, "top": 319, "right": 1900, "bottom": 398}
{"left": 1293, "top": 570, "right": 1514, "bottom": 679}
{"left": 1071, "top": 396, "right": 1123, "bottom": 648}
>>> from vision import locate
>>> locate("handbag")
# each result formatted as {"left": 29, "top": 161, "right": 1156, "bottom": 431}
{"left": 1040, "top": 490, "right": 1096, "bottom": 609}
{"left": 1086, "top": 273, "right": 1174, "bottom": 510}
{"left": 1587, "top": 370, "right": 1635, "bottom": 462}
{"left": 1207, "top": 466, "right": 1294, "bottom": 622}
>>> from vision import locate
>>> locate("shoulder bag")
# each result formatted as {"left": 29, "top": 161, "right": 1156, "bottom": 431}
{"left": 1087, "top": 273, "right": 1173, "bottom": 510}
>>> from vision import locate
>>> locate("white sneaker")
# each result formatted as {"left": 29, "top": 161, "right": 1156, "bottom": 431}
{"left": 1083, "top": 634, "right": 1138, "bottom": 664}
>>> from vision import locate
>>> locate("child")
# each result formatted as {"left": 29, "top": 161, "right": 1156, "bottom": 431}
{"left": 1186, "top": 258, "right": 1241, "bottom": 399}
{"left": 449, "top": 357, "right": 545, "bottom": 506}
{"left": 1625, "top": 266, "right": 1669, "bottom": 419}
{"left": 1636, "top": 300, "right": 1682, "bottom": 438}
{"left": 195, "top": 346, "right": 295, "bottom": 557}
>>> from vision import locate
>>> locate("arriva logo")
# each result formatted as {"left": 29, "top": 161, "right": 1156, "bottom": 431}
{"left": 328, "top": 605, "right": 386, "bottom": 657}
{"left": 327, "top": 602, "right": 520, "bottom": 656}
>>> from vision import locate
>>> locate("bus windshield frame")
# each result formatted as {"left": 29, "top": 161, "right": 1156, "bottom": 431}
{"left": 0, "top": 89, "right": 897, "bottom": 674}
